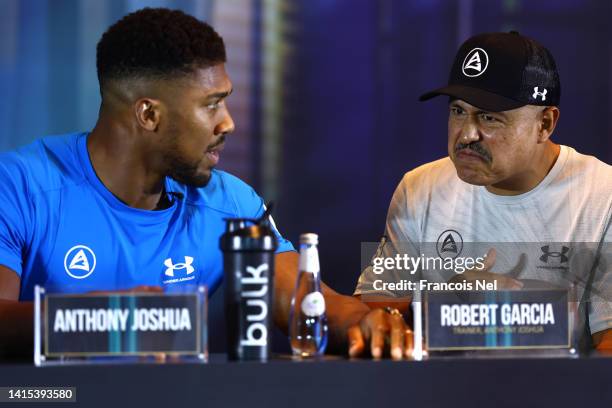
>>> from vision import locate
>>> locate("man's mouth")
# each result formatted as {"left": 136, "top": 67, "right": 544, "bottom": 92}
{"left": 206, "top": 141, "right": 225, "bottom": 166}
{"left": 454, "top": 143, "right": 492, "bottom": 164}
{"left": 456, "top": 149, "right": 485, "bottom": 162}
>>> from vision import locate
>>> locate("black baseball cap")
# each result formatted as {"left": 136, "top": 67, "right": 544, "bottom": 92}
{"left": 419, "top": 31, "right": 561, "bottom": 112}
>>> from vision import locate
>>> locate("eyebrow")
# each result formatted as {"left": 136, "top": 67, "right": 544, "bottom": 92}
{"left": 206, "top": 88, "right": 233, "bottom": 100}
{"left": 450, "top": 102, "right": 508, "bottom": 118}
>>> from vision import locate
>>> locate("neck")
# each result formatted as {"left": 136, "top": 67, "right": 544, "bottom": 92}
{"left": 87, "top": 115, "right": 166, "bottom": 210}
{"left": 486, "top": 142, "right": 561, "bottom": 196}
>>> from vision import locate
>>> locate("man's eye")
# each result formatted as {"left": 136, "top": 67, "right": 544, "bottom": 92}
{"left": 480, "top": 113, "right": 496, "bottom": 122}
{"left": 450, "top": 107, "right": 463, "bottom": 115}
{"left": 207, "top": 100, "right": 222, "bottom": 110}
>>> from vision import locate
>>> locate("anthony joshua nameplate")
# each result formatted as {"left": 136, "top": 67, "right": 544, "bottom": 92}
{"left": 34, "top": 286, "right": 207, "bottom": 365}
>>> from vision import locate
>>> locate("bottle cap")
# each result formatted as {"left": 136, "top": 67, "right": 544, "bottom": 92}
{"left": 299, "top": 233, "right": 318, "bottom": 245}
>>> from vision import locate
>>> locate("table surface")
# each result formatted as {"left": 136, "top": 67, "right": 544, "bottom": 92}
{"left": 1, "top": 352, "right": 611, "bottom": 408}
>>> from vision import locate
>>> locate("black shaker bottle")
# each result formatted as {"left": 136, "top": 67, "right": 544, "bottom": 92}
{"left": 220, "top": 209, "right": 278, "bottom": 361}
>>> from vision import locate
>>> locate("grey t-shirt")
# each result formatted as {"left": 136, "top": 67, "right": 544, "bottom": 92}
{"left": 355, "top": 145, "right": 612, "bottom": 335}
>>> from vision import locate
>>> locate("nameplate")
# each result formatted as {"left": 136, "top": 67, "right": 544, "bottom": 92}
{"left": 425, "top": 290, "right": 569, "bottom": 350}
{"left": 40, "top": 291, "right": 205, "bottom": 357}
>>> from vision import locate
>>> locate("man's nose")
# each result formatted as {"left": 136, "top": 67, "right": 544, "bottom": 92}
{"left": 215, "top": 109, "right": 235, "bottom": 136}
{"left": 460, "top": 118, "right": 480, "bottom": 144}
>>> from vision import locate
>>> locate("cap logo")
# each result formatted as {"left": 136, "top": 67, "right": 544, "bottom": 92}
{"left": 462, "top": 48, "right": 489, "bottom": 77}
{"left": 532, "top": 87, "right": 547, "bottom": 101}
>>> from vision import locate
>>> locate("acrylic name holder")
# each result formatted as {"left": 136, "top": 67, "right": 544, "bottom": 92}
{"left": 425, "top": 289, "right": 575, "bottom": 352}
{"left": 34, "top": 285, "right": 207, "bottom": 366}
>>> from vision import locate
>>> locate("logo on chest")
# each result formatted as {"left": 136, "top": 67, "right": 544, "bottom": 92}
{"left": 537, "top": 245, "right": 570, "bottom": 271}
{"left": 436, "top": 230, "right": 464, "bottom": 259}
{"left": 64, "top": 245, "right": 97, "bottom": 279}
{"left": 163, "top": 256, "right": 196, "bottom": 284}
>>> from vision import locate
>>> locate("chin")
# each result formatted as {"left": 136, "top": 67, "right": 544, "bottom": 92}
{"left": 187, "top": 171, "right": 212, "bottom": 187}
{"left": 170, "top": 168, "right": 212, "bottom": 188}
{"left": 455, "top": 168, "right": 493, "bottom": 186}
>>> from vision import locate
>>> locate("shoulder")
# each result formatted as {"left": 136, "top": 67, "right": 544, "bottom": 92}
{"left": 212, "top": 169, "right": 257, "bottom": 195}
{"left": 561, "top": 146, "right": 612, "bottom": 192}
{"left": 0, "top": 133, "right": 85, "bottom": 198}
{"left": 386, "top": 156, "right": 461, "bottom": 221}
{"left": 564, "top": 146, "right": 612, "bottom": 176}
{"left": 170, "top": 170, "right": 262, "bottom": 217}
{"left": 396, "top": 156, "right": 459, "bottom": 197}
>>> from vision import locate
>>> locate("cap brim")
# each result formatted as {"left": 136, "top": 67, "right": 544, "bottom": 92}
{"left": 419, "top": 84, "right": 525, "bottom": 112}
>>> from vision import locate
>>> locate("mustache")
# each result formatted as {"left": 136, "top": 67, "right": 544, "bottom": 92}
{"left": 207, "top": 135, "right": 226, "bottom": 150}
{"left": 455, "top": 142, "right": 493, "bottom": 164}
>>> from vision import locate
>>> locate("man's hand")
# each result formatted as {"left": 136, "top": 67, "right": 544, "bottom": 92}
{"left": 347, "top": 308, "right": 413, "bottom": 360}
{"left": 450, "top": 248, "right": 523, "bottom": 290}
{"left": 274, "top": 252, "right": 416, "bottom": 360}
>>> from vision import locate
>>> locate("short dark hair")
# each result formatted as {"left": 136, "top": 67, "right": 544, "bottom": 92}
{"left": 96, "top": 8, "right": 226, "bottom": 88}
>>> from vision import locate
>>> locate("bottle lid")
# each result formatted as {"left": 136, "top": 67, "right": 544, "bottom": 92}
{"left": 299, "top": 233, "right": 318, "bottom": 245}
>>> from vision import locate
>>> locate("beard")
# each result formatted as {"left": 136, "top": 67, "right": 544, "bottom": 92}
{"left": 163, "top": 145, "right": 212, "bottom": 188}
{"left": 167, "top": 158, "right": 211, "bottom": 187}
{"left": 162, "top": 127, "right": 225, "bottom": 188}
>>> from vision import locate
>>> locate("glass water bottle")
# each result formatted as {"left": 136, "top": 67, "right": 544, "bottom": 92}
{"left": 289, "top": 233, "right": 328, "bottom": 357}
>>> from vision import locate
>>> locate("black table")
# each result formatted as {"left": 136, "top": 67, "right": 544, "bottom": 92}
{"left": 1, "top": 353, "right": 611, "bottom": 408}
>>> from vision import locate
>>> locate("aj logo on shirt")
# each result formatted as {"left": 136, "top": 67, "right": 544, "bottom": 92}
{"left": 64, "top": 245, "right": 97, "bottom": 279}
{"left": 436, "top": 230, "right": 464, "bottom": 259}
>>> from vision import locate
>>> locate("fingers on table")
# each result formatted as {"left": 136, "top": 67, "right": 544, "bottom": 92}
{"left": 347, "top": 324, "right": 365, "bottom": 358}
{"left": 389, "top": 313, "right": 406, "bottom": 360}
{"left": 348, "top": 309, "right": 414, "bottom": 360}
{"left": 404, "top": 327, "right": 414, "bottom": 359}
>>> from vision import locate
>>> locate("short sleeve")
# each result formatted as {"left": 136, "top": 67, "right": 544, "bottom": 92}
{"left": 227, "top": 174, "right": 295, "bottom": 254}
{"left": 588, "top": 213, "right": 612, "bottom": 334}
{"left": 252, "top": 202, "right": 295, "bottom": 254}
{"left": 354, "top": 173, "right": 420, "bottom": 297}
{"left": 0, "top": 155, "right": 33, "bottom": 276}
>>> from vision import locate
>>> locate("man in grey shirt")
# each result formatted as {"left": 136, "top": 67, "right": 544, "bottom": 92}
{"left": 355, "top": 32, "right": 611, "bottom": 350}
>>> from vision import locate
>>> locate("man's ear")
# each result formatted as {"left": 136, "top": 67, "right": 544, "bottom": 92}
{"left": 537, "top": 106, "right": 560, "bottom": 143}
{"left": 135, "top": 98, "right": 161, "bottom": 131}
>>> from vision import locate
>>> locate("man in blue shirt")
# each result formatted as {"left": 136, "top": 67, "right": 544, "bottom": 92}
{"left": 0, "top": 131, "right": 294, "bottom": 300}
{"left": 0, "top": 8, "right": 411, "bottom": 360}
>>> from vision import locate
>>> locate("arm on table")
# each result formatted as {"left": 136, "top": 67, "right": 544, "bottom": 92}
{"left": 1, "top": 252, "right": 415, "bottom": 360}
{"left": 0, "top": 265, "right": 163, "bottom": 360}
{"left": 273, "top": 251, "right": 413, "bottom": 359}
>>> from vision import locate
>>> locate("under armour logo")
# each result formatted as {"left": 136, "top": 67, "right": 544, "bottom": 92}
{"left": 164, "top": 256, "right": 195, "bottom": 277}
{"left": 532, "top": 87, "right": 547, "bottom": 101}
{"left": 540, "top": 246, "right": 569, "bottom": 263}
{"left": 462, "top": 48, "right": 489, "bottom": 77}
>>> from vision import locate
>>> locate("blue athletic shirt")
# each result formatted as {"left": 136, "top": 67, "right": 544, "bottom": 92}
{"left": 0, "top": 132, "right": 295, "bottom": 300}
